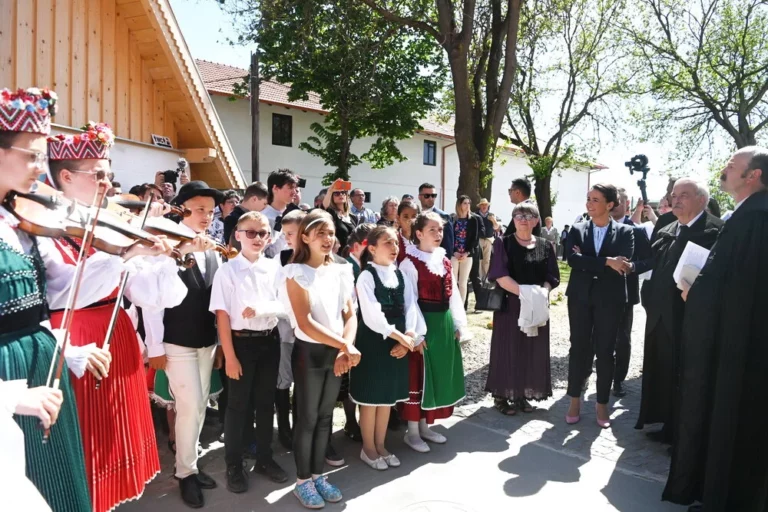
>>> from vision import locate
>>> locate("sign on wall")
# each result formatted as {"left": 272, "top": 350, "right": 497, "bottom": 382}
{"left": 151, "top": 134, "right": 173, "bottom": 149}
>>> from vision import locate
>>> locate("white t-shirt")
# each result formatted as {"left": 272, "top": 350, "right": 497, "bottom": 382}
{"left": 280, "top": 262, "right": 354, "bottom": 344}
{"left": 209, "top": 253, "right": 284, "bottom": 331}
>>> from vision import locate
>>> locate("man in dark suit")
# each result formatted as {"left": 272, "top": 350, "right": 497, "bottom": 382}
{"left": 418, "top": 182, "right": 455, "bottom": 258}
{"left": 503, "top": 178, "right": 541, "bottom": 237}
{"left": 609, "top": 188, "right": 653, "bottom": 397}
{"left": 634, "top": 178, "right": 723, "bottom": 444}
{"left": 565, "top": 184, "right": 634, "bottom": 426}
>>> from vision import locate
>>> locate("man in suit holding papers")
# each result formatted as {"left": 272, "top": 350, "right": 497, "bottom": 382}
{"left": 664, "top": 148, "right": 768, "bottom": 511}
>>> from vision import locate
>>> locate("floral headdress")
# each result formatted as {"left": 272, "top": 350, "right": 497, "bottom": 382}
{"left": 47, "top": 121, "right": 115, "bottom": 161}
{"left": 0, "top": 87, "right": 58, "bottom": 135}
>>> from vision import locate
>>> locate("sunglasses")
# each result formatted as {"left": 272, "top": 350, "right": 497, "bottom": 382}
{"left": 421, "top": 193, "right": 438, "bottom": 199}
{"left": 333, "top": 191, "right": 348, "bottom": 196}
{"left": 237, "top": 229, "right": 270, "bottom": 240}
{"left": 513, "top": 214, "right": 539, "bottom": 221}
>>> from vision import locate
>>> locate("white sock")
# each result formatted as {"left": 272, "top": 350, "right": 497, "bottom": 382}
{"left": 297, "top": 478, "right": 310, "bottom": 485}
{"left": 418, "top": 419, "right": 431, "bottom": 432}
{"left": 311, "top": 474, "right": 322, "bottom": 481}
{"left": 407, "top": 421, "right": 421, "bottom": 438}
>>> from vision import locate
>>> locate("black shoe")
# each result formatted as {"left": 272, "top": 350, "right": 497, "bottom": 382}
{"left": 612, "top": 382, "right": 626, "bottom": 398}
{"left": 226, "top": 464, "right": 248, "bottom": 493}
{"left": 179, "top": 475, "right": 204, "bottom": 509}
{"left": 646, "top": 430, "right": 672, "bottom": 444}
{"left": 195, "top": 470, "right": 217, "bottom": 490}
{"left": 343, "top": 424, "right": 363, "bottom": 442}
{"left": 254, "top": 458, "right": 289, "bottom": 483}
{"left": 325, "top": 442, "right": 345, "bottom": 467}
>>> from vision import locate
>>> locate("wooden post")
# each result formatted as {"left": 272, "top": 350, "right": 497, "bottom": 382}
{"left": 250, "top": 52, "right": 259, "bottom": 184}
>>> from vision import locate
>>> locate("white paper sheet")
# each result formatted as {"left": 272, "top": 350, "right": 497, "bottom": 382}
{"left": 673, "top": 241, "right": 711, "bottom": 284}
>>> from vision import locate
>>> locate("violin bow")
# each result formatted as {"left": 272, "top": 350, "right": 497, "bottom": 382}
{"left": 96, "top": 196, "right": 153, "bottom": 389}
{"left": 42, "top": 182, "right": 109, "bottom": 442}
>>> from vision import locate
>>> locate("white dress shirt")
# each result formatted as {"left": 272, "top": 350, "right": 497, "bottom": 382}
{"left": 675, "top": 210, "right": 705, "bottom": 236}
{"left": 143, "top": 221, "right": 220, "bottom": 357}
{"left": 592, "top": 222, "right": 609, "bottom": 254}
{"left": 280, "top": 262, "right": 354, "bottom": 344}
{"left": 356, "top": 263, "right": 425, "bottom": 341}
{"left": 209, "top": 253, "right": 284, "bottom": 331}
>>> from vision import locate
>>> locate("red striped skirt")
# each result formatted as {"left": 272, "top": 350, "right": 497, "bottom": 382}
{"left": 51, "top": 304, "right": 160, "bottom": 512}
{"left": 398, "top": 350, "right": 453, "bottom": 424}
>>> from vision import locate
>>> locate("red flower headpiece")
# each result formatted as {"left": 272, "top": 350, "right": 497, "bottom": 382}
{"left": 48, "top": 121, "right": 115, "bottom": 161}
{"left": 0, "top": 87, "right": 58, "bottom": 135}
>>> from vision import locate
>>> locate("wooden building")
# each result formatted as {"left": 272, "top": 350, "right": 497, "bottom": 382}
{"left": 0, "top": 0, "right": 245, "bottom": 189}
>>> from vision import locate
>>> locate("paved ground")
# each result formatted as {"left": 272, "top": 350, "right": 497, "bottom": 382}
{"left": 124, "top": 298, "right": 685, "bottom": 511}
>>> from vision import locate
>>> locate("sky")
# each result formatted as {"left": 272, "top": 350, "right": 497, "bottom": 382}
{"left": 170, "top": 0, "right": 720, "bottom": 204}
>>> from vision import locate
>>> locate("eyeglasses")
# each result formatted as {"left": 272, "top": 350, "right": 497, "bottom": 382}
{"left": 9, "top": 146, "right": 49, "bottom": 170}
{"left": 421, "top": 193, "right": 437, "bottom": 199}
{"left": 513, "top": 214, "right": 539, "bottom": 221}
{"left": 71, "top": 169, "right": 107, "bottom": 181}
{"left": 333, "top": 191, "right": 348, "bottom": 197}
{"left": 237, "top": 229, "right": 270, "bottom": 240}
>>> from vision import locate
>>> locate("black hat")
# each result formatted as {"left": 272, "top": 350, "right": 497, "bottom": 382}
{"left": 172, "top": 181, "right": 224, "bottom": 207}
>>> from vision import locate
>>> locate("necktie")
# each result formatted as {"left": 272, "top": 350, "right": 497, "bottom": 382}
{"left": 678, "top": 225, "right": 690, "bottom": 239}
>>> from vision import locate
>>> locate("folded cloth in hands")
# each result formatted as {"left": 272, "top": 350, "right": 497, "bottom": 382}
{"left": 517, "top": 285, "right": 549, "bottom": 337}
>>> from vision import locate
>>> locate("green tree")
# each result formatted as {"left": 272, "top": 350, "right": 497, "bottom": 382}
{"left": 505, "top": 0, "right": 631, "bottom": 219}
{"left": 219, "top": 0, "right": 444, "bottom": 183}
{"left": 624, "top": 0, "right": 768, "bottom": 158}
{"left": 354, "top": 0, "right": 523, "bottom": 204}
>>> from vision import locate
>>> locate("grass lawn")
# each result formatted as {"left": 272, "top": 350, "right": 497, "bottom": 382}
{"left": 557, "top": 260, "right": 571, "bottom": 284}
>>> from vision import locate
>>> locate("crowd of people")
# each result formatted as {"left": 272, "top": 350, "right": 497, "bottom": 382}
{"left": 1, "top": 86, "right": 767, "bottom": 512}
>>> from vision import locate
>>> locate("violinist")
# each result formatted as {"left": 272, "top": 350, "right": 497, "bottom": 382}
{"left": 45, "top": 121, "right": 195, "bottom": 512}
{"left": 0, "top": 87, "right": 90, "bottom": 512}
{"left": 143, "top": 180, "right": 225, "bottom": 509}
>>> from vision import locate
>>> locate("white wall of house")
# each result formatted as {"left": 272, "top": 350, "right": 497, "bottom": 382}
{"left": 211, "top": 95, "right": 589, "bottom": 231}
{"left": 50, "top": 125, "right": 184, "bottom": 192}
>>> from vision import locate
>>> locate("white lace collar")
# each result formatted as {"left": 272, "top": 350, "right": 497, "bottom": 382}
{"left": 405, "top": 244, "right": 447, "bottom": 277}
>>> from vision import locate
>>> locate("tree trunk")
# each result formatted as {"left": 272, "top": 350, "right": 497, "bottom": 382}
{"left": 534, "top": 173, "right": 553, "bottom": 220}
{"left": 339, "top": 116, "right": 351, "bottom": 179}
{"left": 450, "top": 50, "right": 483, "bottom": 205}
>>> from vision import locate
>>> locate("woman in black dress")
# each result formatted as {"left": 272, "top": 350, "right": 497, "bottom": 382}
{"left": 323, "top": 179, "right": 356, "bottom": 251}
{"left": 485, "top": 203, "right": 559, "bottom": 415}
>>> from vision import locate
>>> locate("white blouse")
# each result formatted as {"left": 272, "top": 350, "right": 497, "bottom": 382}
{"left": 280, "top": 262, "right": 354, "bottom": 344}
{"left": 398, "top": 244, "right": 469, "bottom": 339}
{"left": 356, "top": 263, "right": 426, "bottom": 344}
{"left": 209, "top": 253, "right": 285, "bottom": 331}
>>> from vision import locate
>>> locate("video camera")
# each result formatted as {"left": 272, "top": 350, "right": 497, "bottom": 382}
{"left": 162, "top": 158, "right": 188, "bottom": 185}
{"left": 624, "top": 154, "right": 650, "bottom": 202}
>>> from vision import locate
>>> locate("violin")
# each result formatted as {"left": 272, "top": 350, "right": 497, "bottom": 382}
{"left": 111, "top": 194, "right": 190, "bottom": 218}
{"left": 4, "top": 182, "right": 186, "bottom": 263}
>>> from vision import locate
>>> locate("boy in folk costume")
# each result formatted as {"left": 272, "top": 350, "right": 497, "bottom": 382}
{"left": 144, "top": 181, "right": 223, "bottom": 509}
{"left": 45, "top": 122, "right": 192, "bottom": 512}
{"left": 0, "top": 86, "right": 91, "bottom": 511}
{"left": 398, "top": 212, "right": 468, "bottom": 452}
{"left": 210, "top": 211, "right": 289, "bottom": 493}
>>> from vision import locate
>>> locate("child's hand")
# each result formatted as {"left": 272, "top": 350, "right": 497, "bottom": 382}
{"left": 390, "top": 345, "right": 408, "bottom": 359}
{"left": 455, "top": 330, "right": 461, "bottom": 341}
{"left": 416, "top": 341, "right": 427, "bottom": 354}
{"left": 398, "top": 333, "right": 415, "bottom": 351}
{"left": 226, "top": 357, "right": 242, "bottom": 380}
{"left": 242, "top": 307, "right": 256, "bottom": 319}
{"left": 343, "top": 343, "right": 362, "bottom": 366}
{"left": 334, "top": 354, "right": 351, "bottom": 376}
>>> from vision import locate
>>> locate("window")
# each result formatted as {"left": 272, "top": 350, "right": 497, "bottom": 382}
{"left": 423, "top": 140, "right": 437, "bottom": 166}
{"left": 272, "top": 114, "right": 292, "bottom": 147}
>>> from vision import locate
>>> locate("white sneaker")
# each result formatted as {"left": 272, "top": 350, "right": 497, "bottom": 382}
{"left": 419, "top": 427, "right": 447, "bottom": 444}
{"left": 360, "top": 449, "right": 388, "bottom": 470}
{"left": 403, "top": 434, "right": 430, "bottom": 453}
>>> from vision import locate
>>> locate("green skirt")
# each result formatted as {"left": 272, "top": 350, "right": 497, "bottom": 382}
{"left": 349, "top": 320, "right": 409, "bottom": 406}
{"left": 150, "top": 368, "right": 223, "bottom": 409}
{"left": 0, "top": 326, "right": 90, "bottom": 512}
{"left": 422, "top": 310, "right": 465, "bottom": 410}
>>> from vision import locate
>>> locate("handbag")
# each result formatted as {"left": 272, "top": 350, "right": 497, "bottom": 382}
{"left": 474, "top": 277, "right": 506, "bottom": 311}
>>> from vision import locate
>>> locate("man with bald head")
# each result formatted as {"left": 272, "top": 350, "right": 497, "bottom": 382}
{"left": 663, "top": 147, "right": 768, "bottom": 511}
{"left": 634, "top": 178, "right": 722, "bottom": 445}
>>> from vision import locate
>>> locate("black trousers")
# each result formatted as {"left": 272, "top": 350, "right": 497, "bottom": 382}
{"left": 614, "top": 304, "right": 633, "bottom": 386}
{"left": 567, "top": 299, "right": 624, "bottom": 404}
{"left": 292, "top": 339, "right": 342, "bottom": 479}
{"left": 224, "top": 331, "right": 280, "bottom": 466}
{"left": 465, "top": 245, "right": 482, "bottom": 310}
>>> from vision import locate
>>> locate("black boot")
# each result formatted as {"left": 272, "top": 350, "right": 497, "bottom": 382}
{"left": 179, "top": 475, "right": 203, "bottom": 508}
{"left": 275, "top": 388, "right": 293, "bottom": 450}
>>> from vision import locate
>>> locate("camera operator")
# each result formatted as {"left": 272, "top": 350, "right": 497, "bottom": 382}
{"left": 154, "top": 158, "right": 190, "bottom": 202}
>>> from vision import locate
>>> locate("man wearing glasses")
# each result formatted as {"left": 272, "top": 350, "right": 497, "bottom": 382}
{"left": 417, "top": 183, "right": 455, "bottom": 257}
{"left": 350, "top": 188, "right": 377, "bottom": 224}
{"left": 504, "top": 178, "right": 541, "bottom": 237}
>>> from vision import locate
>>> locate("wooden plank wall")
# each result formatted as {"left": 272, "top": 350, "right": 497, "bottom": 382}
{"left": 0, "top": 0, "right": 169, "bottom": 145}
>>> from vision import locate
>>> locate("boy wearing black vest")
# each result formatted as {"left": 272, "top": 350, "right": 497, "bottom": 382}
{"left": 144, "top": 181, "right": 223, "bottom": 509}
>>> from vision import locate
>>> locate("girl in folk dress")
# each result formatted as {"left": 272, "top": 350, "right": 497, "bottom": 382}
{"left": 396, "top": 199, "right": 420, "bottom": 264}
{"left": 398, "top": 212, "right": 468, "bottom": 453}
{"left": 350, "top": 226, "right": 424, "bottom": 470}
{"left": 282, "top": 210, "right": 360, "bottom": 509}
{"left": 345, "top": 223, "right": 376, "bottom": 279}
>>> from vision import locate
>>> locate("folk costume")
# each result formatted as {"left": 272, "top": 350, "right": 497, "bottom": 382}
{"left": 46, "top": 124, "right": 187, "bottom": 512}
{"left": 398, "top": 244, "right": 467, "bottom": 423}
{"left": 143, "top": 182, "right": 224, "bottom": 504}
{"left": 349, "top": 262, "right": 423, "bottom": 407}
{"left": 0, "top": 87, "right": 91, "bottom": 511}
